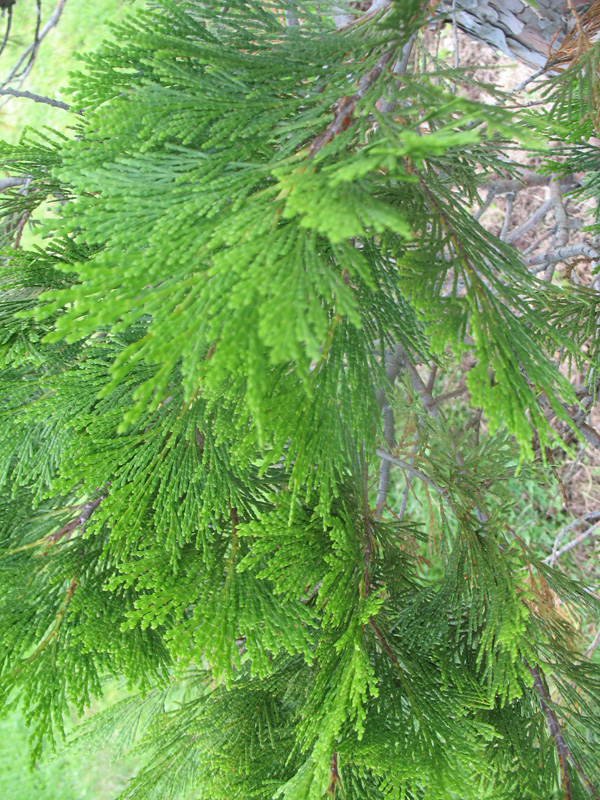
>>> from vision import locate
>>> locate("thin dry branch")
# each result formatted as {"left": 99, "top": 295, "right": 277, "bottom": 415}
{"left": 43, "top": 485, "right": 110, "bottom": 548}
{"left": 284, "top": 0, "right": 298, "bottom": 27}
{"left": 586, "top": 627, "right": 600, "bottom": 659}
{"left": 545, "top": 519, "right": 600, "bottom": 565}
{"left": 375, "top": 404, "right": 396, "bottom": 515}
{"left": 1, "top": 0, "right": 68, "bottom": 93}
{"left": 506, "top": 197, "right": 554, "bottom": 244}
{"left": 373, "top": 343, "right": 407, "bottom": 514}
{"left": 548, "top": 512, "right": 600, "bottom": 565}
{"left": 545, "top": 175, "right": 571, "bottom": 281}
{"left": 0, "top": 87, "right": 70, "bottom": 110}
{"left": 0, "top": 176, "right": 28, "bottom": 191}
{"left": 375, "top": 448, "right": 446, "bottom": 496}
{"left": 526, "top": 242, "right": 600, "bottom": 270}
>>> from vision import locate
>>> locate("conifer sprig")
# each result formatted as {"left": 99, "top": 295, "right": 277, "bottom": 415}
{"left": 1, "top": 1, "right": 600, "bottom": 798}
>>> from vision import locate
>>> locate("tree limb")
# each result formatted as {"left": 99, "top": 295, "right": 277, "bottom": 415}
{"left": 526, "top": 242, "right": 600, "bottom": 270}
{"left": 0, "top": 88, "right": 70, "bottom": 110}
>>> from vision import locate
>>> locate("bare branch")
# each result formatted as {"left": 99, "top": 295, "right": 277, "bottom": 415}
{"left": 526, "top": 242, "right": 600, "bottom": 270}
{"left": 506, "top": 197, "right": 554, "bottom": 244}
{"left": 0, "top": 88, "right": 70, "bottom": 110}
{"left": 0, "top": 176, "right": 29, "bottom": 192}
{"left": 284, "top": 0, "right": 298, "bottom": 27}
{"left": 547, "top": 512, "right": 600, "bottom": 565}
{"left": 545, "top": 175, "right": 571, "bottom": 281}
{"left": 2, "top": 0, "right": 68, "bottom": 93}
{"left": 578, "top": 421, "right": 600, "bottom": 452}
{"left": 479, "top": 171, "right": 573, "bottom": 197}
{"left": 550, "top": 178, "right": 570, "bottom": 250}
{"left": 0, "top": 4, "right": 14, "bottom": 61}
{"left": 545, "top": 520, "right": 600, "bottom": 565}
{"left": 12, "top": 210, "right": 29, "bottom": 249}
{"left": 499, "top": 191, "right": 514, "bottom": 242}
{"left": 510, "top": 65, "right": 548, "bottom": 94}
{"left": 586, "top": 627, "right": 600, "bottom": 660}
{"left": 375, "top": 404, "right": 395, "bottom": 515}
{"left": 332, "top": 6, "right": 354, "bottom": 29}
{"left": 373, "top": 343, "right": 406, "bottom": 515}
{"left": 406, "top": 362, "right": 444, "bottom": 421}
{"left": 523, "top": 228, "right": 555, "bottom": 256}
{"left": 474, "top": 186, "right": 497, "bottom": 221}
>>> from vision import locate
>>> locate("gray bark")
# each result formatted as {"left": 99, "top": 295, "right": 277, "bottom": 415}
{"left": 439, "top": 0, "right": 592, "bottom": 68}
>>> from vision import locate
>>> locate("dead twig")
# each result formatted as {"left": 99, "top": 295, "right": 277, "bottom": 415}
{"left": 526, "top": 243, "right": 600, "bottom": 270}
{"left": 43, "top": 486, "right": 109, "bottom": 549}
{"left": 0, "top": 87, "right": 70, "bottom": 110}
{"left": 284, "top": 0, "right": 298, "bottom": 27}
{"left": 499, "top": 191, "right": 514, "bottom": 242}
{"left": 0, "top": 176, "right": 29, "bottom": 192}
{"left": 327, "top": 752, "right": 340, "bottom": 797}
{"left": 375, "top": 448, "right": 446, "bottom": 497}
{"left": 506, "top": 198, "right": 554, "bottom": 244}
{"left": 1, "top": 0, "right": 68, "bottom": 95}
{"left": 586, "top": 627, "right": 600, "bottom": 660}
{"left": 547, "top": 512, "right": 600, "bottom": 565}
{"left": 545, "top": 520, "right": 600, "bottom": 566}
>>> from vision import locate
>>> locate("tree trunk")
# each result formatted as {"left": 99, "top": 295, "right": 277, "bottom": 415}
{"left": 439, "top": 0, "right": 595, "bottom": 68}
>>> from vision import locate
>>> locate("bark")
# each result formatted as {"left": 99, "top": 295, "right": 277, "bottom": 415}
{"left": 438, "top": 0, "right": 595, "bottom": 68}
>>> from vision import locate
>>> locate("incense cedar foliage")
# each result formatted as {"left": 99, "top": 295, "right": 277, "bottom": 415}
{"left": 1, "top": 1, "right": 600, "bottom": 798}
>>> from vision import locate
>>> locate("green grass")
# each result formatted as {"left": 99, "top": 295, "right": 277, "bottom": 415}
{"left": 0, "top": 701, "right": 140, "bottom": 800}
{"left": 0, "top": 0, "right": 140, "bottom": 142}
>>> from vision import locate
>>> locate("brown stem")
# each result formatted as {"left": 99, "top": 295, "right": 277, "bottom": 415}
{"left": 527, "top": 662, "right": 572, "bottom": 800}
{"left": 527, "top": 661, "right": 599, "bottom": 799}
{"left": 308, "top": 46, "right": 398, "bottom": 159}
{"left": 12, "top": 210, "right": 29, "bottom": 248}
{"left": 52, "top": 488, "right": 108, "bottom": 537}
{"left": 43, "top": 485, "right": 109, "bottom": 549}
{"left": 327, "top": 751, "right": 339, "bottom": 797}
